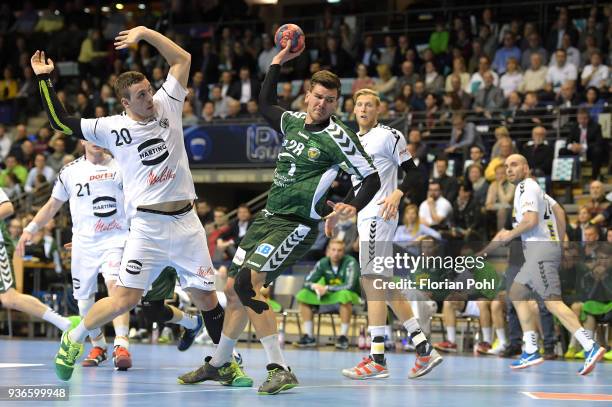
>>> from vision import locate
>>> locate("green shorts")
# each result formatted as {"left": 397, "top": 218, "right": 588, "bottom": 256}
{"left": 229, "top": 212, "right": 318, "bottom": 284}
{"left": 0, "top": 242, "right": 15, "bottom": 294}
{"left": 142, "top": 266, "right": 177, "bottom": 302}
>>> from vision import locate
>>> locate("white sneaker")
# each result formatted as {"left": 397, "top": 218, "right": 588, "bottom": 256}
{"left": 487, "top": 343, "right": 507, "bottom": 356}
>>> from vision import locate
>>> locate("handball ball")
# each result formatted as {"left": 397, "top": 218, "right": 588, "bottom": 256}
{"left": 274, "top": 24, "right": 305, "bottom": 53}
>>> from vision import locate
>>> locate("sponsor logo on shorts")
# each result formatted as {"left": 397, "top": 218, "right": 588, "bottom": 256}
{"left": 72, "top": 277, "right": 80, "bottom": 289}
{"left": 92, "top": 196, "right": 118, "bottom": 217}
{"left": 255, "top": 243, "right": 275, "bottom": 257}
{"left": 125, "top": 260, "right": 143, "bottom": 275}
{"left": 138, "top": 138, "right": 170, "bottom": 166}
{"left": 197, "top": 266, "right": 214, "bottom": 277}
{"left": 246, "top": 260, "right": 262, "bottom": 267}
{"left": 232, "top": 247, "right": 246, "bottom": 266}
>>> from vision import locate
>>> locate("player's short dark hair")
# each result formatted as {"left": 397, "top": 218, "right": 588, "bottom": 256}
{"left": 114, "top": 71, "right": 146, "bottom": 100}
{"left": 310, "top": 70, "right": 341, "bottom": 98}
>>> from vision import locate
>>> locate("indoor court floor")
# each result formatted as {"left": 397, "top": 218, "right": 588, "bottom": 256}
{"left": 0, "top": 339, "right": 610, "bottom": 406}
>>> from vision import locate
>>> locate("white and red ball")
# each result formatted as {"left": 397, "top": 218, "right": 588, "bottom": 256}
{"left": 274, "top": 23, "right": 305, "bottom": 53}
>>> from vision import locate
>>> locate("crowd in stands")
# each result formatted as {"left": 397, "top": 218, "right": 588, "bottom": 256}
{"left": 0, "top": 1, "right": 609, "bottom": 359}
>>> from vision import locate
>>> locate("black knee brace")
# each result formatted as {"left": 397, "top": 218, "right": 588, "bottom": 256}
{"left": 234, "top": 267, "right": 269, "bottom": 314}
{"left": 141, "top": 300, "right": 174, "bottom": 325}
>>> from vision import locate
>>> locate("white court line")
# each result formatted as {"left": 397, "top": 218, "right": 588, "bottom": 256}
{"left": 522, "top": 392, "right": 539, "bottom": 399}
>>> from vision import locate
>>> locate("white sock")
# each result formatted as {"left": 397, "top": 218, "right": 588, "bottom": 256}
{"left": 446, "top": 326, "right": 456, "bottom": 344}
{"left": 573, "top": 328, "right": 595, "bottom": 352}
{"left": 260, "top": 334, "right": 287, "bottom": 368}
{"left": 523, "top": 331, "right": 538, "bottom": 354}
{"left": 403, "top": 317, "right": 427, "bottom": 346}
{"left": 369, "top": 325, "right": 386, "bottom": 357}
{"left": 177, "top": 313, "right": 198, "bottom": 330}
{"left": 91, "top": 332, "right": 107, "bottom": 348}
{"left": 384, "top": 325, "right": 392, "bottom": 339}
{"left": 495, "top": 328, "right": 508, "bottom": 347}
{"left": 210, "top": 334, "right": 236, "bottom": 367}
{"left": 340, "top": 323, "right": 349, "bottom": 336}
{"left": 42, "top": 308, "right": 71, "bottom": 331}
{"left": 68, "top": 321, "right": 89, "bottom": 343}
{"left": 482, "top": 327, "right": 493, "bottom": 344}
{"left": 304, "top": 320, "right": 314, "bottom": 337}
{"left": 113, "top": 325, "right": 129, "bottom": 349}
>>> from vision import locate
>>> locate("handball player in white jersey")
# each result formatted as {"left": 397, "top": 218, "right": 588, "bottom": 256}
{"left": 17, "top": 142, "right": 134, "bottom": 370}
{"left": 483, "top": 154, "right": 605, "bottom": 375}
{"left": 31, "top": 27, "right": 240, "bottom": 382}
{"left": 335, "top": 89, "right": 443, "bottom": 380}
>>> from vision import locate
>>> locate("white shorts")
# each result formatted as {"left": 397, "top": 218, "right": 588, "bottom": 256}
{"left": 71, "top": 245, "right": 123, "bottom": 300}
{"left": 358, "top": 216, "right": 397, "bottom": 276}
{"left": 116, "top": 208, "right": 215, "bottom": 293}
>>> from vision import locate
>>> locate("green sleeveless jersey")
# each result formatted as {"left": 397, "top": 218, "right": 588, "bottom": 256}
{"left": 266, "top": 111, "right": 376, "bottom": 223}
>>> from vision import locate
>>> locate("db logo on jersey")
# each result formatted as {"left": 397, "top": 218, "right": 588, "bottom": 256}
{"left": 125, "top": 260, "right": 143, "bottom": 275}
{"left": 138, "top": 138, "right": 169, "bottom": 166}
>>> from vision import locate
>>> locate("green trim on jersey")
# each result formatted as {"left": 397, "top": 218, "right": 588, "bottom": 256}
{"left": 0, "top": 222, "right": 15, "bottom": 293}
{"left": 266, "top": 112, "right": 375, "bottom": 223}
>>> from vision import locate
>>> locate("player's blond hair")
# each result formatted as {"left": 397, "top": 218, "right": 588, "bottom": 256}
{"left": 353, "top": 88, "right": 380, "bottom": 106}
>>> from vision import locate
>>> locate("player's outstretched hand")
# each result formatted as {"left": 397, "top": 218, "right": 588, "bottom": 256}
{"left": 271, "top": 42, "right": 304, "bottom": 66}
{"left": 30, "top": 51, "right": 54, "bottom": 76}
{"left": 16, "top": 232, "right": 33, "bottom": 257}
{"left": 114, "top": 26, "right": 148, "bottom": 50}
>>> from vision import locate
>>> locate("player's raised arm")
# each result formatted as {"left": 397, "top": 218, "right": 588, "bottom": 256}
{"left": 115, "top": 26, "right": 190, "bottom": 88}
{"left": 31, "top": 51, "right": 84, "bottom": 139}
{"left": 259, "top": 42, "right": 303, "bottom": 132}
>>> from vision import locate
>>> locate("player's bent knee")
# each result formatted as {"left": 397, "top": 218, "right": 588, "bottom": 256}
{"left": 234, "top": 267, "right": 269, "bottom": 314}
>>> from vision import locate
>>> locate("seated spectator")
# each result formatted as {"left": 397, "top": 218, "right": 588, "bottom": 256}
{"left": 555, "top": 81, "right": 579, "bottom": 124}
{"left": 410, "top": 80, "right": 427, "bottom": 111}
{"left": 257, "top": 34, "right": 277, "bottom": 78}
{"left": 433, "top": 157, "right": 459, "bottom": 203}
{"left": 518, "top": 53, "right": 548, "bottom": 93}
{"left": 207, "top": 206, "right": 230, "bottom": 260}
{"left": 190, "top": 71, "right": 208, "bottom": 115}
{"left": 549, "top": 33, "right": 581, "bottom": 70}
{"left": 351, "top": 63, "right": 375, "bottom": 94}
{"left": 445, "top": 57, "right": 469, "bottom": 93}
{"left": 423, "top": 61, "right": 444, "bottom": 94}
{"left": 559, "top": 109, "right": 605, "bottom": 180}
{"left": 581, "top": 51, "right": 609, "bottom": 90}
{"left": 245, "top": 99, "right": 259, "bottom": 119}
{"left": 0, "top": 66, "right": 18, "bottom": 103}
{"left": 467, "top": 55, "right": 499, "bottom": 94}
{"left": 473, "top": 71, "right": 504, "bottom": 119}
{"left": 380, "top": 35, "right": 400, "bottom": 71}
{"left": 485, "top": 136, "right": 513, "bottom": 182}
{"left": 580, "top": 34, "right": 601, "bottom": 70}
{"left": 407, "top": 128, "right": 428, "bottom": 162}
{"left": 390, "top": 96, "right": 408, "bottom": 118}
{"left": 320, "top": 36, "right": 353, "bottom": 77}
{"left": 209, "top": 85, "right": 229, "bottom": 119}
{"left": 217, "top": 204, "right": 253, "bottom": 260}
{"left": 415, "top": 93, "right": 439, "bottom": 135}
{"left": 568, "top": 206, "right": 593, "bottom": 241}
{"left": 448, "top": 74, "right": 472, "bottom": 110}
{"left": 291, "top": 79, "right": 310, "bottom": 112}
{"left": 8, "top": 218, "right": 22, "bottom": 246}
{"left": 463, "top": 144, "right": 487, "bottom": 173}
{"left": 357, "top": 35, "right": 381, "bottom": 77}
{"left": 0, "top": 154, "right": 27, "bottom": 187}
{"left": 580, "top": 87, "right": 606, "bottom": 121}
{"left": 521, "top": 32, "right": 548, "bottom": 71}
{"left": 2, "top": 173, "right": 22, "bottom": 200}
{"left": 196, "top": 200, "right": 214, "bottom": 225}
{"left": 512, "top": 91, "right": 543, "bottom": 136}
{"left": 429, "top": 21, "right": 450, "bottom": 56}
{"left": 466, "top": 164, "right": 489, "bottom": 207}
{"left": 393, "top": 204, "right": 442, "bottom": 249}
{"left": 47, "top": 136, "right": 67, "bottom": 173}
{"left": 493, "top": 32, "right": 521, "bottom": 74}
{"left": 294, "top": 240, "right": 360, "bottom": 349}
{"left": 373, "top": 64, "right": 398, "bottom": 101}
{"left": 24, "top": 153, "right": 55, "bottom": 193}
{"left": 450, "top": 182, "right": 485, "bottom": 241}
{"left": 228, "top": 66, "right": 261, "bottom": 110}
{"left": 545, "top": 48, "right": 577, "bottom": 96}
{"left": 225, "top": 98, "right": 244, "bottom": 120}
{"left": 521, "top": 126, "right": 554, "bottom": 177}
{"left": 445, "top": 114, "right": 482, "bottom": 161}
{"left": 485, "top": 163, "right": 515, "bottom": 231}
{"left": 396, "top": 61, "right": 420, "bottom": 96}
{"left": 584, "top": 180, "right": 610, "bottom": 218}
{"left": 499, "top": 57, "right": 523, "bottom": 97}
{"left": 419, "top": 180, "right": 453, "bottom": 229}
{"left": 201, "top": 101, "right": 216, "bottom": 123}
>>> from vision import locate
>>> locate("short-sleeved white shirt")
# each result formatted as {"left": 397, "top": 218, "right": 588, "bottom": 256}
{"left": 418, "top": 196, "right": 453, "bottom": 227}
{"left": 354, "top": 123, "right": 411, "bottom": 221}
{"left": 512, "top": 178, "right": 560, "bottom": 242}
{"left": 80, "top": 74, "right": 196, "bottom": 218}
{"left": 52, "top": 156, "right": 128, "bottom": 249}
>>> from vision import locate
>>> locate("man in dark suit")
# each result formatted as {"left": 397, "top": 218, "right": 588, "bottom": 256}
{"left": 217, "top": 204, "right": 253, "bottom": 259}
{"left": 319, "top": 36, "right": 354, "bottom": 78}
{"left": 521, "top": 126, "right": 554, "bottom": 176}
{"left": 560, "top": 108, "right": 606, "bottom": 180}
{"left": 356, "top": 35, "right": 381, "bottom": 77}
{"left": 196, "top": 41, "right": 220, "bottom": 85}
{"left": 228, "top": 66, "right": 261, "bottom": 112}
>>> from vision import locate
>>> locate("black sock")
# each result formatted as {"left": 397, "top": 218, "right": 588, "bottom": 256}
{"left": 202, "top": 302, "right": 224, "bottom": 344}
{"left": 410, "top": 329, "right": 431, "bottom": 356}
{"left": 372, "top": 336, "right": 385, "bottom": 364}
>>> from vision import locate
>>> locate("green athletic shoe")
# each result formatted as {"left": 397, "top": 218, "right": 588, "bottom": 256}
{"left": 67, "top": 316, "right": 81, "bottom": 331}
{"left": 178, "top": 356, "right": 251, "bottom": 386}
{"left": 257, "top": 364, "right": 298, "bottom": 395}
{"left": 55, "top": 329, "right": 84, "bottom": 381}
